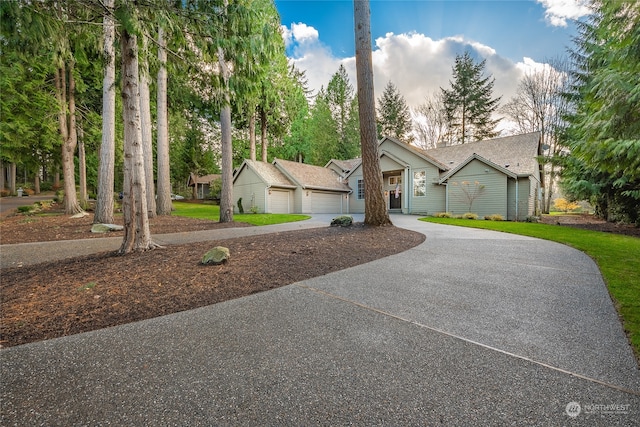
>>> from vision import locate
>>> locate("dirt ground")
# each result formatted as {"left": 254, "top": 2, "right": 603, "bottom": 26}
{"left": 539, "top": 213, "right": 640, "bottom": 238}
{"left": 2, "top": 201, "right": 638, "bottom": 349}
{"left": 0, "top": 202, "right": 425, "bottom": 348}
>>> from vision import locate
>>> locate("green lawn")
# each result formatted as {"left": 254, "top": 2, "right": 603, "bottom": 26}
{"left": 172, "top": 201, "right": 310, "bottom": 226}
{"left": 420, "top": 217, "right": 640, "bottom": 360}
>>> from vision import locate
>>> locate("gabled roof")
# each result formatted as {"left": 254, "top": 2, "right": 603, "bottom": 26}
{"left": 438, "top": 153, "right": 518, "bottom": 184}
{"left": 187, "top": 173, "right": 221, "bottom": 187}
{"left": 381, "top": 136, "right": 449, "bottom": 170}
{"left": 233, "top": 159, "right": 296, "bottom": 188}
{"left": 425, "top": 132, "right": 541, "bottom": 178}
{"left": 274, "top": 158, "right": 351, "bottom": 192}
{"left": 325, "top": 158, "right": 362, "bottom": 174}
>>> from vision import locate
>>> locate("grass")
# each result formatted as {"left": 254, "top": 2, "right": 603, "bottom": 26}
{"left": 420, "top": 217, "right": 640, "bottom": 360}
{"left": 171, "top": 200, "right": 310, "bottom": 226}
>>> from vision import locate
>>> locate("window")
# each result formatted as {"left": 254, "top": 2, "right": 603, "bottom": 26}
{"left": 413, "top": 170, "right": 426, "bottom": 197}
{"left": 357, "top": 179, "right": 365, "bottom": 199}
{"left": 389, "top": 176, "right": 402, "bottom": 185}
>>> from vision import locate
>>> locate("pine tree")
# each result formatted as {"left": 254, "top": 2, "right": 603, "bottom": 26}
{"left": 376, "top": 80, "right": 412, "bottom": 142}
{"left": 441, "top": 51, "right": 501, "bottom": 144}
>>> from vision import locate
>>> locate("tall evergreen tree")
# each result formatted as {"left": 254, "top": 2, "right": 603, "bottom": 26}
{"left": 325, "top": 64, "right": 360, "bottom": 160}
{"left": 94, "top": 0, "right": 116, "bottom": 224}
{"left": 441, "top": 51, "right": 501, "bottom": 144}
{"left": 562, "top": 1, "right": 640, "bottom": 223}
{"left": 376, "top": 80, "right": 412, "bottom": 142}
{"left": 354, "top": 0, "right": 390, "bottom": 226}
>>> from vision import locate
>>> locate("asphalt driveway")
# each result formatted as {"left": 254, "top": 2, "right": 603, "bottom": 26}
{"left": 1, "top": 215, "right": 638, "bottom": 425}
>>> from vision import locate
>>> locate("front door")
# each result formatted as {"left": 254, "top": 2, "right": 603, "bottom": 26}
{"left": 389, "top": 191, "right": 401, "bottom": 210}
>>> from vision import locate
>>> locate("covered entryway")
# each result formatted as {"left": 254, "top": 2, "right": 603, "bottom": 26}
{"left": 311, "top": 191, "right": 344, "bottom": 214}
{"left": 269, "top": 190, "right": 290, "bottom": 213}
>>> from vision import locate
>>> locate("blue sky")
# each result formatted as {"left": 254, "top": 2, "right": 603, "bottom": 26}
{"left": 274, "top": 0, "right": 592, "bottom": 111}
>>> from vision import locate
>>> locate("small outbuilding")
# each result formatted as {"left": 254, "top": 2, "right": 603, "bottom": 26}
{"left": 187, "top": 173, "right": 221, "bottom": 200}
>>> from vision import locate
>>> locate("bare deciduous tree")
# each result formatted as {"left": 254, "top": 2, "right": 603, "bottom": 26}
{"left": 412, "top": 92, "right": 449, "bottom": 150}
{"left": 501, "top": 58, "right": 570, "bottom": 213}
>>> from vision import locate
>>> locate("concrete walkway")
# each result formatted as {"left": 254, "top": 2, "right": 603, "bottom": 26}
{"left": 1, "top": 215, "right": 639, "bottom": 425}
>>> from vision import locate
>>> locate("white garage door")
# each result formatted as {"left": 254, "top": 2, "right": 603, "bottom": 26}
{"left": 269, "top": 190, "right": 290, "bottom": 213}
{"left": 311, "top": 191, "right": 343, "bottom": 214}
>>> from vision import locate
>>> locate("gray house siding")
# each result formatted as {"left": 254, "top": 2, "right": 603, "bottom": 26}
{"left": 447, "top": 160, "right": 508, "bottom": 218}
{"left": 233, "top": 167, "right": 267, "bottom": 213}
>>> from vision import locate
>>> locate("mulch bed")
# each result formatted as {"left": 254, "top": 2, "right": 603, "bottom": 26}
{"left": 0, "top": 204, "right": 425, "bottom": 348}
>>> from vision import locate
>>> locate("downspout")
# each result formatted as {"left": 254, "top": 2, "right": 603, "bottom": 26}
{"left": 265, "top": 186, "right": 269, "bottom": 214}
{"left": 445, "top": 182, "right": 449, "bottom": 213}
{"left": 515, "top": 178, "right": 519, "bottom": 221}
{"left": 405, "top": 166, "right": 410, "bottom": 214}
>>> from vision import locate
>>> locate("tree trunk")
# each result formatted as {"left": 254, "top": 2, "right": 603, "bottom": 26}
{"left": 354, "top": 0, "right": 391, "bottom": 226}
{"left": 55, "top": 64, "right": 83, "bottom": 215}
{"left": 249, "top": 112, "right": 256, "bottom": 161}
{"left": 0, "top": 161, "right": 5, "bottom": 191}
{"left": 217, "top": 0, "right": 233, "bottom": 223}
{"left": 119, "top": 29, "right": 157, "bottom": 254}
{"left": 94, "top": 0, "right": 116, "bottom": 224}
{"left": 34, "top": 170, "right": 40, "bottom": 194}
{"left": 260, "top": 107, "right": 268, "bottom": 162}
{"left": 9, "top": 163, "right": 16, "bottom": 195}
{"left": 78, "top": 131, "right": 87, "bottom": 206}
{"left": 156, "top": 26, "right": 173, "bottom": 216}
{"left": 139, "top": 43, "right": 156, "bottom": 218}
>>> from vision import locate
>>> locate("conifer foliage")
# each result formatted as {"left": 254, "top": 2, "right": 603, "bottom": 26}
{"left": 441, "top": 52, "right": 501, "bottom": 144}
{"left": 562, "top": 1, "right": 640, "bottom": 223}
{"left": 376, "top": 80, "right": 412, "bottom": 142}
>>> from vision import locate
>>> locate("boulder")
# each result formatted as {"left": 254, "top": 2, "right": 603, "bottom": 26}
{"left": 330, "top": 215, "right": 353, "bottom": 227}
{"left": 91, "top": 223, "right": 124, "bottom": 233}
{"left": 201, "top": 246, "right": 230, "bottom": 265}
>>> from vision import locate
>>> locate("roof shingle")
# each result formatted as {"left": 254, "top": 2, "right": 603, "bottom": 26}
{"left": 274, "top": 158, "right": 351, "bottom": 192}
{"left": 424, "top": 132, "right": 541, "bottom": 177}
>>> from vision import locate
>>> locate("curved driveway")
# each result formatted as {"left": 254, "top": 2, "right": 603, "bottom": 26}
{"left": 1, "top": 214, "right": 639, "bottom": 425}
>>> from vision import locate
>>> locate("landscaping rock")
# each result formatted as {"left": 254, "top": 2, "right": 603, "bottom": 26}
{"left": 331, "top": 215, "right": 353, "bottom": 227}
{"left": 91, "top": 223, "right": 124, "bottom": 233}
{"left": 201, "top": 246, "right": 230, "bottom": 265}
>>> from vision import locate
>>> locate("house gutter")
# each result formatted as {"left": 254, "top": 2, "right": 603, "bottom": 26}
{"left": 304, "top": 185, "right": 351, "bottom": 193}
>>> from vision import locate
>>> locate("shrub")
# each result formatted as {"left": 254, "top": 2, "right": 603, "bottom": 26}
{"left": 484, "top": 214, "right": 504, "bottom": 221}
{"left": 17, "top": 205, "right": 33, "bottom": 213}
{"left": 525, "top": 215, "right": 540, "bottom": 223}
{"left": 462, "top": 212, "right": 478, "bottom": 220}
{"left": 435, "top": 212, "right": 452, "bottom": 218}
{"left": 553, "top": 198, "right": 580, "bottom": 213}
{"left": 40, "top": 181, "right": 53, "bottom": 192}
{"left": 237, "top": 197, "right": 244, "bottom": 214}
{"left": 249, "top": 205, "right": 259, "bottom": 214}
{"left": 0, "top": 189, "right": 9, "bottom": 197}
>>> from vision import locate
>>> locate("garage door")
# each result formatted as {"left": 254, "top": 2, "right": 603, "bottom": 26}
{"left": 269, "top": 190, "right": 290, "bottom": 213}
{"left": 311, "top": 191, "right": 343, "bottom": 214}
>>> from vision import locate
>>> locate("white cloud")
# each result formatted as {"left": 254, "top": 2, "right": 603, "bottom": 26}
{"left": 283, "top": 25, "right": 531, "bottom": 111}
{"left": 281, "top": 23, "right": 342, "bottom": 96}
{"left": 536, "top": 0, "right": 592, "bottom": 27}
